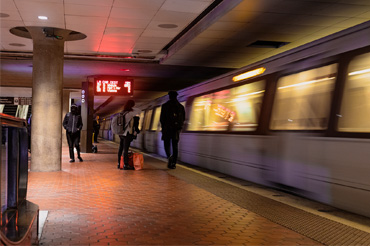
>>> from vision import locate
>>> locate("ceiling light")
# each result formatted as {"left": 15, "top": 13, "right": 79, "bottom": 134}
{"left": 247, "top": 40, "right": 290, "bottom": 48}
{"left": 0, "top": 13, "right": 10, "bottom": 18}
{"left": 38, "top": 16, "right": 48, "bottom": 20}
{"left": 137, "top": 50, "right": 152, "bottom": 53}
{"left": 9, "top": 43, "right": 26, "bottom": 47}
{"left": 120, "top": 69, "right": 130, "bottom": 72}
{"left": 158, "top": 24, "right": 178, "bottom": 29}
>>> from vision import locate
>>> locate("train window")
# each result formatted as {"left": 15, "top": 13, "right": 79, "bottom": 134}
{"left": 139, "top": 111, "right": 145, "bottom": 130}
{"left": 338, "top": 52, "right": 370, "bottom": 132}
{"left": 104, "top": 119, "right": 111, "bottom": 130}
{"left": 270, "top": 64, "right": 337, "bottom": 130}
{"left": 188, "top": 80, "right": 265, "bottom": 131}
{"left": 144, "top": 109, "right": 153, "bottom": 131}
{"left": 151, "top": 107, "right": 161, "bottom": 131}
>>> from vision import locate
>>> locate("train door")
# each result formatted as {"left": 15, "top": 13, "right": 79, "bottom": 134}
{"left": 150, "top": 106, "right": 163, "bottom": 156}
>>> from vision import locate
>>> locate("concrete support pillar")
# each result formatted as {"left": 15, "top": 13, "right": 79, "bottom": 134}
{"left": 27, "top": 27, "right": 71, "bottom": 171}
{"left": 10, "top": 26, "right": 86, "bottom": 171}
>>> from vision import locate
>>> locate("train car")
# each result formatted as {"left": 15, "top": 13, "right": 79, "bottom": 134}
{"left": 103, "top": 21, "right": 370, "bottom": 218}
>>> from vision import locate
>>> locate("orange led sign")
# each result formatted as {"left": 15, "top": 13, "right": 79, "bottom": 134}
{"left": 94, "top": 78, "right": 133, "bottom": 96}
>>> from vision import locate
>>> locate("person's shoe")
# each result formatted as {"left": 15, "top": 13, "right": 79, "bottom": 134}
{"left": 78, "top": 157, "right": 83, "bottom": 162}
{"left": 69, "top": 159, "right": 75, "bottom": 163}
{"left": 169, "top": 161, "right": 176, "bottom": 169}
{"left": 123, "top": 165, "right": 134, "bottom": 170}
{"left": 117, "top": 163, "right": 121, "bottom": 169}
{"left": 167, "top": 156, "right": 173, "bottom": 169}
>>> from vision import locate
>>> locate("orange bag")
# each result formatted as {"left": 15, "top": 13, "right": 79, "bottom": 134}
{"left": 120, "top": 151, "right": 134, "bottom": 169}
{"left": 132, "top": 153, "right": 144, "bottom": 170}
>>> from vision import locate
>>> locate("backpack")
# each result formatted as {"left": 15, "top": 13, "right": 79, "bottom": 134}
{"left": 111, "top": 112, "right": 128, "bottom": 135}
{"left": 127, "top": 116, "right": 140, "bottom": 139}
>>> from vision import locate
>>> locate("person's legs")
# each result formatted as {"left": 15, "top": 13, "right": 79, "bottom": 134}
{"left": 163, "top": 138, "right": 173, "bottom": 168}
{"left": 163, "top": 138, "right": 171, "bottom": 158}
{"left": 66, "top": 133, "right": 75, "bottom": 162}
{"left": 123, "top": 135, "right": 133, "bottom": 169}
{"left": 94, "top": 130, "right": 98, "bottom": 142}
{"left": 74, "top": 133, "right": 83, "bottom": 162}
{"left": 117, "top": 136, "right": 124, "bottom": 168}
{"left": 171, "top": 137, "right": 179, "bottom": 165}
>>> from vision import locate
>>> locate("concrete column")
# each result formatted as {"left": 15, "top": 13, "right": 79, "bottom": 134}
{"left": 9, "top": 26, "right": 86, "bottom": 172}
{"left": 26, "top": 27, "right": 71, "bottom": 171}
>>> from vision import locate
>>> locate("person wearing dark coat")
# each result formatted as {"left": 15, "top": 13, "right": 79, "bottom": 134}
{"left": 93, "top": 115, "right": 100, "bottom": 143}
{"left": 63, "top": 104, "right": 83, "bottom": 162}
{"left": 160, "top": 91, "right": 185, "bottom": 169}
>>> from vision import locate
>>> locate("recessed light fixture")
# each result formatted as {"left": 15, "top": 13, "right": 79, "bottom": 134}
{"left": 9, "top": 43, "right": 26, "bottom": 47}
{"left": 38, "top": 16, "right": 48, "bottom": 20}
{"left": 0, "top": 13, "right": 10, "bottom": 18}
{"left": 137, "top": 50, "right": 152, "bottom": 53}
{"left": 247, "top": 40, "right": 290, "bottom": 48}
{"left": 120, "top": 69, "right": 130, "bottom": 72}
{"left": 158, "top": 24, "right": 178, "bottom": 29}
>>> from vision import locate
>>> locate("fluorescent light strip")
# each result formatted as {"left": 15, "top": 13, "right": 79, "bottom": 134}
{"left": 278, "top": 77, "right": 335, "bottom": 90}
{"left": 348, "top": 68, "right": 370, "bottom": 76}
{"left": 232, "top": 67, "right": 266, "bottom": 82}
{"left": 38, "top": 16, "right": 48, "bottom": 20}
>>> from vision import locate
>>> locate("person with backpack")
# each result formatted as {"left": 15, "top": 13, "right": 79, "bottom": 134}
{"left": 62, "top": 104, "right": 83, "bottom": 162}
{"left": 160, "top": 91, "right": 185, "bottom": 169}
{"left": 115, "top": 100, "right": 141, "bottom": 170}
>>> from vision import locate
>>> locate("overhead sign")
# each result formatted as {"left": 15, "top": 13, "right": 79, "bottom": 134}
{"left": 94, "top": 78, "right": 133, "bottom": 96}
{"left": 0, "top": 97, "right": 32, "bottom": 105}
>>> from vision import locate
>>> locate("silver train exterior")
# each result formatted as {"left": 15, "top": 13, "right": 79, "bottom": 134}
{"left": 100, "top": 21, "right": 370, "bottom": 218}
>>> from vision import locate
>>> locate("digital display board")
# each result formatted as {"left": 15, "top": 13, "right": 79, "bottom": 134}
{"left": 94, "top": 78, "right": 133, "bottom": 96}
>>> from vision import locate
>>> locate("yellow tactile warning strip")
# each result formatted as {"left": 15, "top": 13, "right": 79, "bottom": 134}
{"left": 165, "top": 163, "right": 370, "bottom": 246}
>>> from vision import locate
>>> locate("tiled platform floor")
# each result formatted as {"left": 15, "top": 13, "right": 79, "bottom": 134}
{"left": 27, "top": 139, "right": 369, "bottom": 245}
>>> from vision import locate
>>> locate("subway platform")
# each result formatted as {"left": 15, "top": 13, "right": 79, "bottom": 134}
{"left": 27, "top": 139, "right": 370, "bottom": 246}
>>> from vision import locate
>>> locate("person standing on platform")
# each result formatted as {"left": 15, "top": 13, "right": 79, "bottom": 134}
{"left": 93, "top": 115, "right": 100, "bottom": 143}
{"left": 117, "top": 100, "right": 141, "bottom": 170}
{"left": 63, "top": 104, "right": 83, "bottom": 162}
{"left": 160, "top": 91, "right": 185, "bottom": 169}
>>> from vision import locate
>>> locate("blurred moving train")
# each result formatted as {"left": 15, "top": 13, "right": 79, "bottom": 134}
{"left": 100, "top": 21, "right": 370, "bottom": 218}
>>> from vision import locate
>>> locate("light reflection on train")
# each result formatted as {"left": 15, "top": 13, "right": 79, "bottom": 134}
{"left": 100, "top": 21, "right": 370, "bottom": 218}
